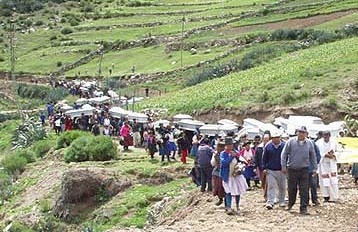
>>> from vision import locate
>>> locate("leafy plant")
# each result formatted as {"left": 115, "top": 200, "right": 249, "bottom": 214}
{"left": 12, "top": 116, "right": 47, "bottom": 149}
{"left": 64, "top": 135, "right": 117, "bottom": 163}
{"left": 1, "top": 152, "right": 27, "bottom": 175}
{"left": 56, "top": 130, "right": 92, "bottom": 149}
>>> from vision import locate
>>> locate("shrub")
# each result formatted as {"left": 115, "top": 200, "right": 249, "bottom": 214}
{"left": 0, "top": 56, "right": 5, "bottom": 62}
{"left": 61, "top": 27, "right": 73, "bottom": 35}
{"left": 0, "top": 170, "right": 12, "bottom": 204}
{"left": 64, "top": 136, "right": 91, "bottom": 162}
{"left": 32, "top": 139, "right": 54, "bottom": 158}
{"left": 89, "top": 136, "right": 117, "bottom": 161}
{"left": 35, "top": 20, "right": 44, "bottom": 26}
{"left": 322, "top": 96, "right": 338, "bottom": 110}
{"left": 1, "top": 152, "right": 27, "bottom": 175}
{"left": 186, "top": 60, "right": 238, "bottom": 86}
{"left": 15, "top": 149, "right": 36, "bottom": 163}
{"left": 57, "top": 61, "right": 62, "bottom": 67}
{"left": 64, "top": 135, "right": 117, "bottom": 163}
{"left": 57, "top": 130, "right": 92, "bottom": 149}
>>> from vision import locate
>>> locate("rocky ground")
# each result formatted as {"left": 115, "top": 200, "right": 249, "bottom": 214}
{"left": 113, "top": 174, "right": 358, "bottom": 232}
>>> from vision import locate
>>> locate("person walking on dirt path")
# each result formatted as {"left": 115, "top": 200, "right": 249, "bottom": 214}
{"left": 220, "top": 137, "right": 248, "bottom": 215}
{"left": 177, "top": 133, "right": 190, "bottom": 164}
{"left": 196, "top": 138, "right": 214, "bottom": 193}
{"left": 211, "top": 138, "right": 226, "bottom": 206}
{"left": 281, "top": 126, "right": 317, "bottom": 215}
{"left": 316, "top": 131, "right": 339, "bottom": 202}
{"left": 254, "top": 133, "right": 270, "bottom": 200}
{"left": 263, "top": 131, "right": 286, "bottom": 210}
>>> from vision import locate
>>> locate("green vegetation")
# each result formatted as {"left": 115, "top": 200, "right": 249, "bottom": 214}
{"left": 139, "top": 37, "right": 358, "bottom": 113}
{"left": 56, "top": 130, "right": 92, "bottom": 149}
{"left": 64, "top": 135, "right": 117, "bottom": 163}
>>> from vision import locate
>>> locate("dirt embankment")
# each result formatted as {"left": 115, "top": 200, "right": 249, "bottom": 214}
{"left": 196, "top": 103, "right": 350, "bottom": 125}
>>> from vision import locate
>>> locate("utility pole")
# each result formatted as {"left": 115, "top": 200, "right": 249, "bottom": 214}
{"left": 98, "top": 51, "right": 103, "bottom": 78}
{"left": 9, "top": 8, "right": 16, "bottom": 83}
{"left": 9, "top": 7, "right": 24, "bottom": 119}
{"left": 180, "top": 14, "right": 185, "bottom": 69}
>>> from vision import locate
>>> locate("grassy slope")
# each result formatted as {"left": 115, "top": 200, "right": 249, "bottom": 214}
{"left": 139, "top": 37, "right": 358, "bottom": 114}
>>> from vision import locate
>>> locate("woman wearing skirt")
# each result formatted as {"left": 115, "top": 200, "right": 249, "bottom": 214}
{"left": 220, "top": 137, "right": 248, "bottom": 215}
{"left": 211, "top": 139, "right": 226, "bottom": 206}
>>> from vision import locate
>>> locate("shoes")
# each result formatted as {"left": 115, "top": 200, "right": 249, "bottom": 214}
{"left": 312, "top": 200, "right": 320, "bottom": 206}
{"left": 236, "top": 207, "right": 241, "bottom": 215}
{"left": 286, "top": 205, "right": 293, "bottom": 211}
{"left": 279, "top": 202, "right": 287, "bottom": 207}
{"left": 226, "top": 208, "right": 235, "bottom": 215}
{"left": 215, "top": 199, "right": 223, "bottom": 206}
{"left": 300, "top": 209, "right": 310, "bottom": 215}
{"left": 266, "top": 204, "right": 273, "bottom": 210}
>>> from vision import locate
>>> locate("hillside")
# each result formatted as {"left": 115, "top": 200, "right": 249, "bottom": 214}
{"left": 0, "top": 0, "right": 357, "bottom": 118}
{"left": 0, "top": 0, "right": 358, "bottom": 232}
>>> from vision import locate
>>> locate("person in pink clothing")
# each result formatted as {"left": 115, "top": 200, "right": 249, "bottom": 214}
{"left": 120, "top": 121, "right": 133, "bottom": 150}
{"left": 239, "top": 141, "right": 257, "bottom": 189}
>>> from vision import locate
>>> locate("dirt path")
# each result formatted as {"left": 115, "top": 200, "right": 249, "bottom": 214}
{"left": 226, "top": 10, "right": 357, "bottom": 34}
{"left": 145, "top": 174, "right": 358, "bottom": 232}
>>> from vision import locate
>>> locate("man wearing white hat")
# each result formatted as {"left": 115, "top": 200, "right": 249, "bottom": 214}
{"left": 263, "top": 131, "right": 286, "bottom": 210}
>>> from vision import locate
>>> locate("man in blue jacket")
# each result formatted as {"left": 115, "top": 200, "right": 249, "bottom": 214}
{"left": 196, "top": 138, "right": 214, "bottom": 192}
{"left": 263, "top": 131, "right": 286, "bottom": 210}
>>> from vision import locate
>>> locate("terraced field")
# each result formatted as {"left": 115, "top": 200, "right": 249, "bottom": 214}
{"left": 0, "top": 0, "right": 357, "bottom": 117}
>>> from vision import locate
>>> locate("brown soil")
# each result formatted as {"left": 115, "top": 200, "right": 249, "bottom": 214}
{"left": 109, "top": 174, "right": 358, "bottom": 232}
{"left": 225, "top": 10, "right": 357, "bottom": 34}
{"left": 196, "top": 102, "right": 350, "bottom": 125}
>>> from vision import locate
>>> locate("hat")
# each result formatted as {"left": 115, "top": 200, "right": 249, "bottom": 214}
{"left": 322, "top": 130, "right": 331, "bottom": 135}
{"left": 297, "top": 126, "right": 308, "bottom": 133}
{"left": 224, "top": 137, "right": 234, "bottom": 145}
{"left": 271, "top": 131, "right": 282, "bottom": 138}
{"left": 243, "top": 141, "right": 251, "bottom": 146}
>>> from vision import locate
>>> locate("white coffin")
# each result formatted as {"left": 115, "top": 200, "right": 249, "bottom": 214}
{"left": 217, "top": 119, "right": 239, "bottom": 127}
{"left": 76, "top": 98, "right": 88, "bottom": 104}
{"left": 173, "top": 114, "right": 193, "bottom": 123}
{"left": 88, "top": 96, "right": 111, "bottom": 104}
{"left": 243, "top": 118, "right": 282, "bottom": 137}
{"left": 65, "top": 107, "right": 94, "bottom": 118}
{"left": 178, "top": 119, "right": 205, "bottom": 132}
{"left": 109, "top": 107, "right": 148, "bottom": 123}
{"left": 200, "top": 124, "right": 239, "bottom": 136}
{"left": 154, "top": 120, "right": 171, "bottom": 128}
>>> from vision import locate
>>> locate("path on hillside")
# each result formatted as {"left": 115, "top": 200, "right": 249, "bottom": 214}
{"left": 111, "top": 174, "right": 358, "bottom": 232}
{"left": 225, "top": 9, "right": 357, "bottom": 34}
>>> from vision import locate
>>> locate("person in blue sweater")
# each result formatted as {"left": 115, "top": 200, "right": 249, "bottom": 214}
{"left": 263, "top": 131, "right": 286, "bottom": 210}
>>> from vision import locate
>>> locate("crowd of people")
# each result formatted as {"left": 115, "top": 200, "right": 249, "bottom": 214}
{"left": 188, "top": 126, "right": 354, "bottom": 216}
{"left": 40, "top": 80, "right": 357, "bottom": 217}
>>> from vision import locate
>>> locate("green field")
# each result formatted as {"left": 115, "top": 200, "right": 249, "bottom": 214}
{"left": 138, "top": 37, "right": 358, "bottom": 113}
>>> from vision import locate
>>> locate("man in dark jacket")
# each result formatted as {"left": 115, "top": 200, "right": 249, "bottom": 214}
{"left": 196, "top": 138, "right": 214, "bottom": 192}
